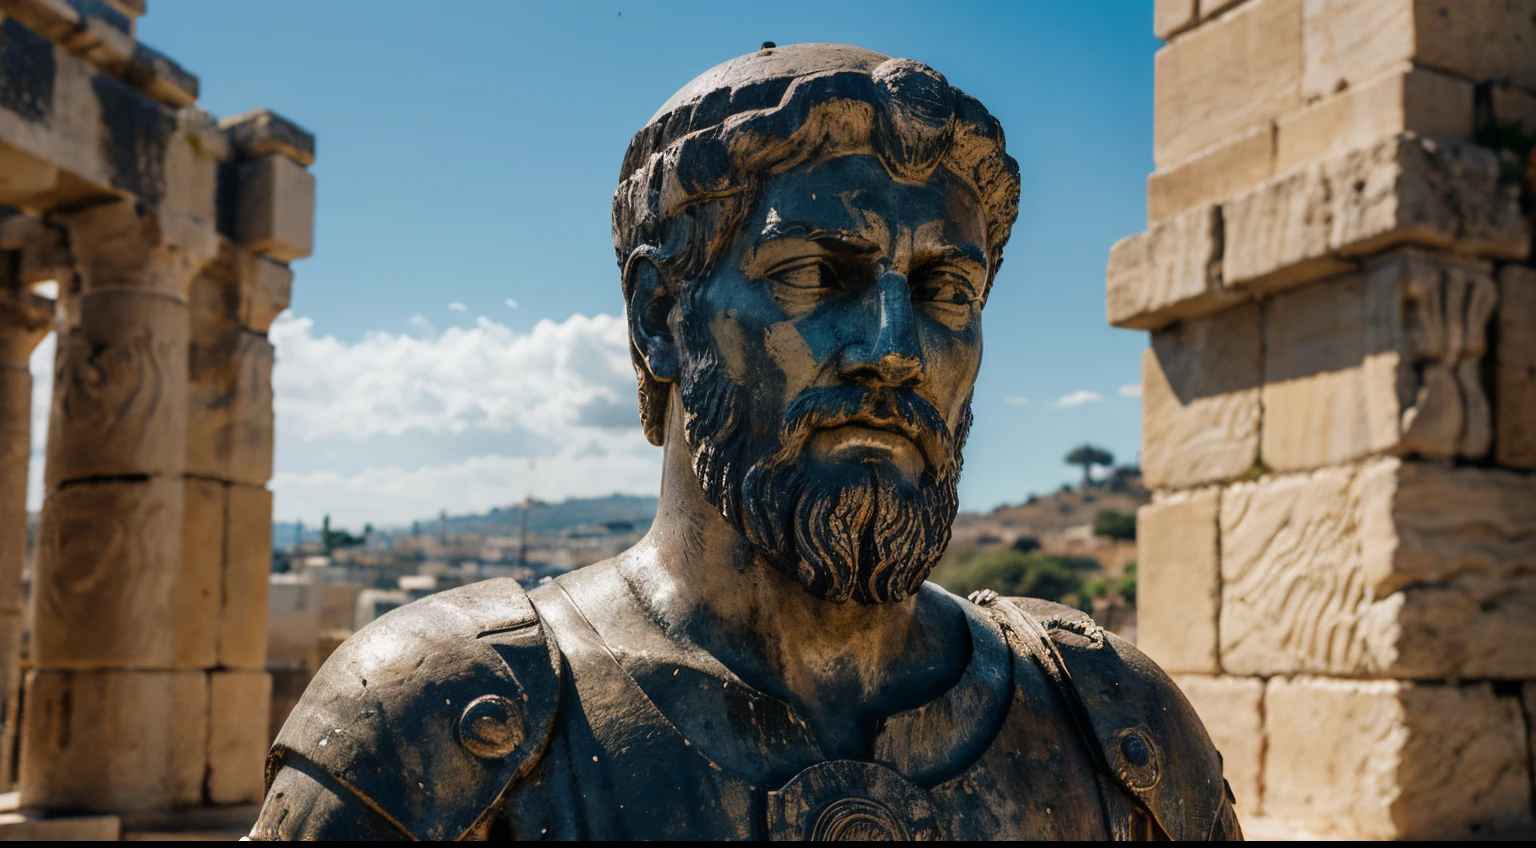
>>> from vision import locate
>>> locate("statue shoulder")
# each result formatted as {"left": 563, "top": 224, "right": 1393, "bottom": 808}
{"left": 989, "top": 596, "right": 1242, "bottom": 841}
{"left": 259, "top": 578, "right": 563, "bottom": 841}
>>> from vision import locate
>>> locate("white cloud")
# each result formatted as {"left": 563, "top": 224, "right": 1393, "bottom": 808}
{"left": 271, "top": 312, "right": 635, "bottom": 441}
{"left": 1002, "top": 396, "right": 1030, "bottom": 406}
{"left": 505, "top": 298, "right": 519, "bottom": 309}
{"left": 266, "top": 311, "right": 656, "bottom": 524}
{"left": 1118, "top": 383, "right": 1142, "bottom": 398}
{"left": 1050, "top": 390, "right": 1104, "bottom": 408}
{"left": 448, "top": 302, "right": 468, "bottom": 313}
{"left": 407, "top": 314, "right": 435, "bottom": 335}
{"left": 25, "top": 312, "right": 659, "bottom": 525}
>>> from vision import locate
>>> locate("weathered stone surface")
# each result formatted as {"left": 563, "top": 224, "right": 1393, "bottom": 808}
{"left": 1142, "top": 304, "right": 1262, "bottom": 489}
{"left": 19, "top": 669, "right": 208, "bottom": 812}
{"left": 0, "top": 144, "right": 60, "bottom": 205}
{"left": 1154, "top": 0, "right": 1303, "bottom": 168}
{"left": 241, "top": 255, "right": 293, "bottom": 334}
{"left": 177, "top": 477, "right": 225, "bottom": 669}
{"left": 0, "top": 360, "right": 37, "bottom": 613}
{"left": 1136, "top": 489, "right": 1221, "bottom": 673}
{"left": 0, "top": 811, "right": 121, "bottom": 840}
{"left": 207, "top": 670, "right": 272, "bottom": 804}
{"left": 267, "top": 577, "right": 321, "bottom": 674}
{"left": 1524, "top": 683, "right": 1536, "bottom": 788}
{"left": 1261, "top": 249, "right": 1497, "bottom": 471}
{"left": 55, "top": 180, "right": 217, "bottom": 299}
{"left": 1496, "top": 265, "right": 1536, "bottom": 469}
{"left": 1303, "top": 0, "right": 1536, "bottom": 98}
{"left": 219, "top": 484, "right": 271, "bottom": 669}
{"left": 1172, "top": 674, "right": 1264, "bottom": 814}
{"left": 220, "top": 108, "right": 317, "bottom": 166}
{"left": 1223, "top": 136, "right": 1526, "bottom": 294}
{"left": 0, "top": 21, "right": 185, "bottom": 211}
{"left": 1107, "top": 205, "right": 1239, "bottom": 330}
{"left": 1491, "top": 85, "right": 1536, "bottom": 135}
{"left": 31, "top": 477, "right": 183, "bottom": 669}
{"left": 0, "top": 609, "right": 21, "bottom": 786}
{"left": 1265, "top": 676, "right": 1533, "bottom": 839}
{"left": 1154, "top": 0, "right": 1199, "bottom": 40}
{"left": 0, "top": 0, "right": 84, "bottom": 43}
{"left": 1147, "top": 123, "right": 1273, "bottom": 224}
{"left": 1220, "top": 458, "right": 1536, "bottom": 678}
{"left": 234, "top": 154, "right": 315, "bottom": 262}
{"left": 44, "top": 289, "right": 188, "bottom": 486}
{"left": 187, "top": 328, "right": 275, "bottom": 487}
{"left": 1276, "top": 64, "right": 1472, "bottom": 173}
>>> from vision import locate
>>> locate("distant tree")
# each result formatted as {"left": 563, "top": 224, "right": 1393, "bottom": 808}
{"left": 1065, "top": 444, "right": 1115, "bottom": 488}
{"left": 1092, "top": 510, "right": 1137, "bottom": 542}
{"left": 321, "top": 514, "right": 366, "bottom": 556}
{"left": 1120, "top": 563, "right": 1137, "bottom": 605}
{"left": 1011, "top": 535, "right": 1042, "bottom": 554}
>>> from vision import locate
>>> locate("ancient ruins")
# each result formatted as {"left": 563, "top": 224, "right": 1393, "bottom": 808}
{"left": 0, "top": 0, "right": 312, "bottom": 837}
{"left": 1112, "top": 0, "right": 1536, "bottom": 839}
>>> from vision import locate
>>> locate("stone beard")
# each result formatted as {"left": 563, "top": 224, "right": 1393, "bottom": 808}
{"left": 674, "top": 290, "right": 971, "bottom": 605}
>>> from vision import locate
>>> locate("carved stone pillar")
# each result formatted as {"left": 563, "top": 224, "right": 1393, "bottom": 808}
{"left": 20, "top": 198, "right": 217, "bottom": 811}
{"left": 0, "top": 0, "right": 313, "bottom": 830}
{"left": 1112, "top": 0, "right": 1536, "bottom": 839}
{"left": 0, "top": 266, "right": 51, "bottom": 789}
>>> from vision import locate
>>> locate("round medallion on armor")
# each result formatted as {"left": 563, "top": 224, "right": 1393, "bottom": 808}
{"left": 767, "top": 760, "right": 939, "bottom": 841}
{"left": 1110, "top": 727, "right": 1161, "bottom": 791}
{"left": 457, "top": 694, "right": 525, "bottom": 759}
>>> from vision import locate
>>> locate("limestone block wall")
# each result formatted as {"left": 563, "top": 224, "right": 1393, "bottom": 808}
{"left": 0, "top": 0, "right": 314, "bottom": 816}
{"left": 1115, "top": 0, "right": 1536, "bottom": 838}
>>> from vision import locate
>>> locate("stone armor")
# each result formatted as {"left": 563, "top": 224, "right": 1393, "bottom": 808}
{"left": 251, "top": 573, "right": 1241, "bottom": 840}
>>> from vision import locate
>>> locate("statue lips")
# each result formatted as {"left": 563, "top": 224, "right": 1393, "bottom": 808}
{"left": 779, "top": 388, "right": 954, "bottom": 481}
{"left": 809, "top": 419, "right": 926, "bottom": 482}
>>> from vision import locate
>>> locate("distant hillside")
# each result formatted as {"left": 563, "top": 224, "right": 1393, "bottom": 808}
{"left": 952, "top": 473, "right": 1150, "bottom": 549}
{"left": 272, "top": 494, "right": 661, "bottom": 550}
{"left": 430, "top": 494, "right": 659, "bottom": 536}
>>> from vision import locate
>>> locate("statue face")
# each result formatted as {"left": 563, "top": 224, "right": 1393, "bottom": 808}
{"left": 673, "top": 153, "right": 985, "bottom": 604}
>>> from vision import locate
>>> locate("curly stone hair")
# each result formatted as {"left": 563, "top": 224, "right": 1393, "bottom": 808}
{"left": 612, "top": 47, "right": 1021, "bottom": 445}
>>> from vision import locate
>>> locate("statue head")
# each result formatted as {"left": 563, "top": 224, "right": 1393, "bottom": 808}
{"left": 614, "top": 44, "right": 1019, "bottom": 605}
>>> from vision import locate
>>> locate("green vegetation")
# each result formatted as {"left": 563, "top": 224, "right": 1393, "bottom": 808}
{"left": 321, "top": 514, "right": 367, "bottom": 556}
{"left": 1092, "top": 510, "right": 1136, "bottom": 541}
{"left": 1011, "top": 535, "right": 1041, "bottom": 553}
{"left": 934, "top": 548, "right": 1099, "bottom": 611}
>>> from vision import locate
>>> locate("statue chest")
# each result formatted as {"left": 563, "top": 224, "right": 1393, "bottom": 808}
{"left": 496, "top": 622, "right": 1113, "bottom": 840}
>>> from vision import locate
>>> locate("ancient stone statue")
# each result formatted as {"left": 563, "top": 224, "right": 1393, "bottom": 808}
{"left": 249, "top": 43, "right": 1242, "bottom": 841}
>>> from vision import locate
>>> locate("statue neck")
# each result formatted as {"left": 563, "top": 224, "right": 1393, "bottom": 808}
{"left": 618, "top": 392, "right": 969, "bottom": 759}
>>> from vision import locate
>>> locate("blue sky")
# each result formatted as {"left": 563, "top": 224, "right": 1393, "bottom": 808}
{"left": 63, "top": 1, "right": 1157, "bottom": 527}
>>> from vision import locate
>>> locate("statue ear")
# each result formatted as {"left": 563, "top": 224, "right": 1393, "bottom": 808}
{"left": 625, "top": 255, "right": 679, "bottom": 383}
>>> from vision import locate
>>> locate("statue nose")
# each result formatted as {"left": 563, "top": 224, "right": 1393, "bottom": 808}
{"left": 842, "top": 272, "right": 924, "bottom": 387}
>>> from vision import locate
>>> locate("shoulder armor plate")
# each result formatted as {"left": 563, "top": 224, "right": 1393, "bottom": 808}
{"left": 266, "top": 578, "right": 562, "bottom": 841}
{"left": 992, "top": 597, "right": 1240, "bottom": 841}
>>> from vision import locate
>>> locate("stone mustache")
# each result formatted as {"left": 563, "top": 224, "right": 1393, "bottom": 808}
{"left": 249, "top": 43, "right": 1241, "bottom": 841}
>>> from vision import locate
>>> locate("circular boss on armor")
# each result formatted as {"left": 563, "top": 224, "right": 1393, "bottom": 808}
{"left": 457, "top": 694, "right": 526, "bottom": 759}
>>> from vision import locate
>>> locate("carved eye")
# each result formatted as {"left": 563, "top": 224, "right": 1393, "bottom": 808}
{"left": 771, "top": 259, "right": 840, "bottom": 291}
{"left": 910, "top": 268, "right": 978, "bottom": 309}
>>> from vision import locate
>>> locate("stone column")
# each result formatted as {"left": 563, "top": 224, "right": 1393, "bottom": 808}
{"left": 1111, "top": 0, "right": 1536, "bottom": 839}
{"left": 0, "top": 248, "right": 52, "bottom": 789}
{"left": 181, "top": 109, "right": 314, "bottom": 806}
{"left": 20, "top": 196, "right": 218, "bottom": 812}
{"left": 0, "top": 0, "right": 314, "bottom": 829}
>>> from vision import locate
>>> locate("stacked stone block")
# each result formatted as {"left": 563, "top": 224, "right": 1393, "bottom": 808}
{"left": 0, "top": 0, "right": 314, "bottom": 824}
{"left": 1114, "top": 0, "right": 1536, "bottom": 838}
